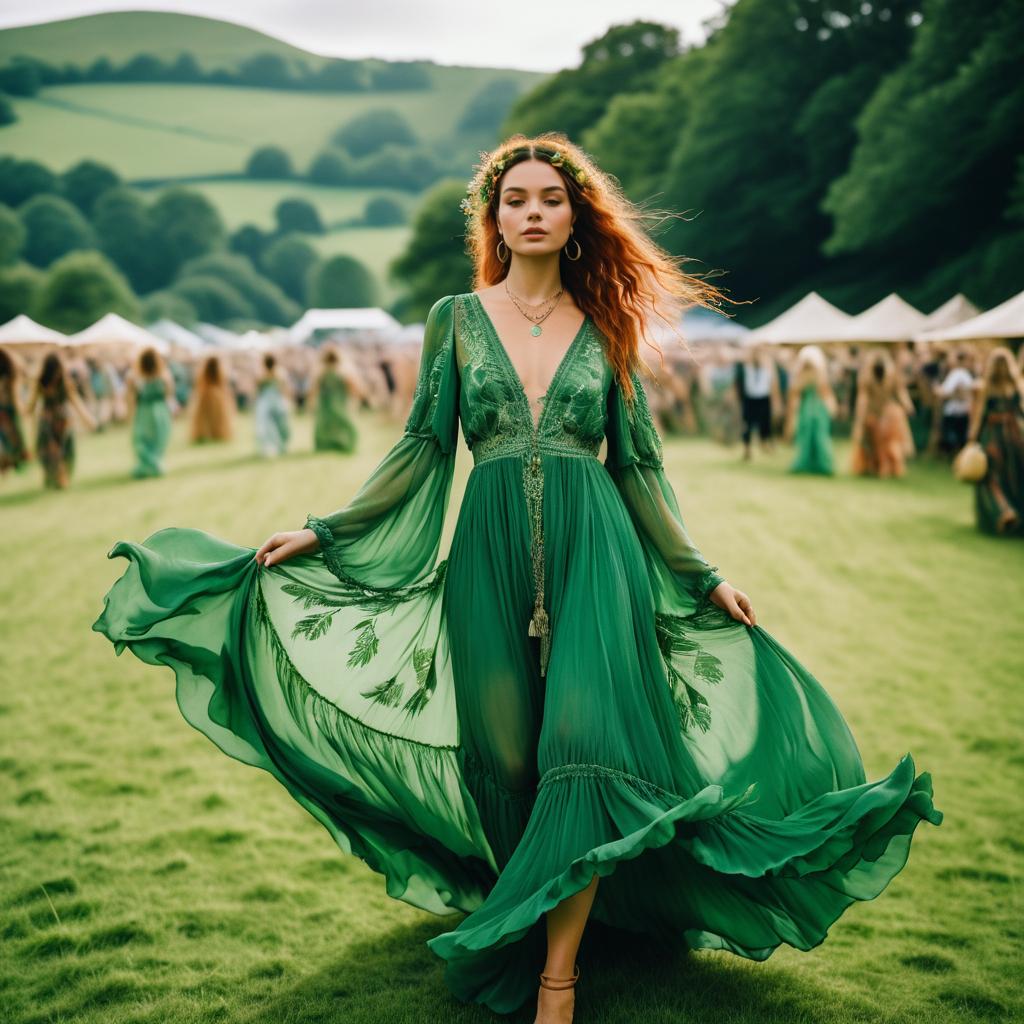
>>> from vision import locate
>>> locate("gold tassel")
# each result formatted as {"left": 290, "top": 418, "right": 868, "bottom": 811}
{"left": 529, "top": 604, "right": 550, "bottom": 676}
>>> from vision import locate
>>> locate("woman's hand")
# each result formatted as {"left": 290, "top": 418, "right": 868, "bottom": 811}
{"left": 253, "top": 528, "right": 320, "bottom": 568}
{"left": 710, "top": 581, "right": 756, "bottom": 626}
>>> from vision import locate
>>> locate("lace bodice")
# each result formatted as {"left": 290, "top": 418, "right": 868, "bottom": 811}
{"left": 453, "top": 292, "right": 612, "bottom": 465}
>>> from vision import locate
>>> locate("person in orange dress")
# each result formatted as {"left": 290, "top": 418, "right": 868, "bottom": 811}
{"left": 850, "top": 349, "right": 915, "bottom": 478}
{"left": 189, "top": 354, "right": 235, "bottom": 443}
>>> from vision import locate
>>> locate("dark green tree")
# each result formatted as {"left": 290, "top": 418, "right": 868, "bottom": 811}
{"left": 274, "top": 197, "right": 324, "bottom": 235}
{"left": 389, "top": 179, "right": 473, "bottom": 321}
{"left": 33, "top": 250, "right": 139, "bottom": 333}
{"left": 309, "top": 254, "right": 378, "bottom": 307}
{"left": 92, "top": 186, "right": 163, "bottom": 294}
{"left": 19, "top": 194, "right": 95, "bottom": 268}
{"left": 261, "top": 233, "right": 320, "bottom": 304}
{"left": 61, "top": 159, "right": 121, "bottom": 216}
{"left": 0, "top": 204, "right": 26, "bottom": 265}
{"left": 147, "top": 186, "right": 226, "bottom": 284}
{"left": 246, "top": 145, "right": 294, "bottom": 179}
{"left": 0, "top": 263, "right": 43, "bottom": 322}
{"left": 332, "top": 108, "right": 417, "bottom": 157}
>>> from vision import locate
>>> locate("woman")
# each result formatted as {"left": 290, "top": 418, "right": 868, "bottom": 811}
{"left": 966, "top": 346, "right": 1024, "bottom": 536}
{"left": 850, "top": 349, "right": 916, "bottom": 478}
{"left": 312, "top": 346, "right": 363, "bottom": 453}
{"left": 0, "top": 345, "right": 30, "bottom": 475}
{"left": 126, "top": 347, "right": 174, "bottom": 478}
{"left": 94, "top": 134, "right": 942, "bottom": 1021}
{"left": 28, "top": 350, "right": 96, "bottom": 489}
{"left": 190, "top": 354, "right": 235, "bottom": 443}
{"left": 784, "top": 344, "right": 837, "bottom": 475}
{"left": 253, "top": 352, "right": 291, "bottom": 458}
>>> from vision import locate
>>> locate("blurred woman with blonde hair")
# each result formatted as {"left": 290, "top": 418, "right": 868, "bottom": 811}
{"left": 190, "top": 353, "right": 234, "bottom": 443}
{"left": 127, "top": 346, "right": 174, "bottom": 478}
{"left": 850, "top": 349, "right": 915, "bottom": 478}
{"left": 784, "top": 344, "right": 837, "bottom": 475}
{"left": 967, "top": 346, "right": 1024, "bottom": 535}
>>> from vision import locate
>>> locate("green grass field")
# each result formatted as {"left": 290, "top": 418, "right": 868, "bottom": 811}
{"left": 1, "top": 410, "right": 1021, "bottom": 1024}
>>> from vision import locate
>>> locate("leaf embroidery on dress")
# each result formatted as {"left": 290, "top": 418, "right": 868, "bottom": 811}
{"left": 654, "top": 611, "right": 724, "bottom": 734}
{"left": 347, "top": 618, "right": 380, "bottom": 667}
{"left": 359, "top": 675, "right": 403, "bottom": 707}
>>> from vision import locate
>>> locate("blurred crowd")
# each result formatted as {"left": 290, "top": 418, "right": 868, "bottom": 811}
{"left": 1, "top": 334, "right": 1021, "bottom": 537}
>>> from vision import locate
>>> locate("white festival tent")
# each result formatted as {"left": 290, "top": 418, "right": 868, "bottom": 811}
{"left": 742, "top": 291, "right": 854, "bottom": 346}
{"left": 916, "top": 293, "right": 981, "bottom": 335}
{"left": 147, "top": 318, "right": 209, "bottom": 353}
{"left": 834, "top": 293, "right": 929, "bottom": 343}
{"left": 0, "top": 314, "right": 67, "bottom": 346}
{"left": 912, "top": 288, "right": 1024, "bottom": 344}
{"left": 66, "top": 313, "right": 170, "bottom": 354}
{"left": 289, "top": 307, "right": 403, "bottom": 347}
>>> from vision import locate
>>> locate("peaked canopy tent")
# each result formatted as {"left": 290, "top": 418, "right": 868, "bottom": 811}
{"left": 147, "top": 319, "right": 210, "bottom": 354}
{"left": 913, "top": 288, "right": 1024, "bottom": 345}
{"left": 289, "top": 307, "right": 403, "bottom": 347}
{"left": 66, "top": 313, "right": 170, "bottom": 355}
{"left": 742, "top": 291, "right": 854, "bottom": 346}
{"left": 917, "top": 293, "right": 981, "bottom": 335}
{"left": 0, "top": 314, "right": 67, "bottom": 348}
{"left": 834, "top": 294, "right": 929, "bottom": 344}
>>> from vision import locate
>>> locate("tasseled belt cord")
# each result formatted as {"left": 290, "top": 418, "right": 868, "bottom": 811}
{"left": 523, "top": 439, "right": 551, "bottom": 676}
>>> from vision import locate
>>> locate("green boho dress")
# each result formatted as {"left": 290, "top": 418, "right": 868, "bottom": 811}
{"left": 131, "top": 376, "right": 173, "bottom": 478}
{"left": 313, "top": 369, "right": 358, "bottom": 453}
{"left": 93, "top": 293, "right": 942, "bottom": 1014}
{"left": 791, "top": 384, "right": 835, "bottom": 475}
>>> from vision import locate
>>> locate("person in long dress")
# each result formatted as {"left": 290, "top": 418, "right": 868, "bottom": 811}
{"left": 189, "top": 354, "right": 235, "bottom": 443}
{"left": 0, "top": 345, "right": 30, "bottom": 475}
{"left": 94, "top": 134, "right": 941, "bottom": 1022}
{"left": 966, "top": 346, "right": 1024, "bottom": 536}
{"left": 311, "top": 346, "right": 364, "bottom": 453}
{"left": 27, "top": 350, "right": 97, "bottom": 489}
{"left": 850, "top": 349, "right": 916, "bottom": 478}
{"left": 784, "top": 344, "right": 837, "bottom": 475}
{"left": 253, "top": 352, "right": 291, "bottom": 458}
{"left": 126, "top": 346, "right": 174, "bottom": 478}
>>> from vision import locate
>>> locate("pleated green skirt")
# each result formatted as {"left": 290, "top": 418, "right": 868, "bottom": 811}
{"left": 93, "top": 444, "right": 942, "bottom": 1013}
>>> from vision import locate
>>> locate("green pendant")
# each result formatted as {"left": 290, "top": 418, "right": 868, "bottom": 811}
{"left": 531, "top": 324, "right": 542, "bottom": 336}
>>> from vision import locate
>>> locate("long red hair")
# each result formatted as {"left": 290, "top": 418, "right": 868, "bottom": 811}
{"left": 464, "top": 131, "right": 743, "bottom": 402}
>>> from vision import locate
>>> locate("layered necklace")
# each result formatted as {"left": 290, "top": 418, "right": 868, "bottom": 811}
{"left": 504, "top": 278, "right": 563, "bottom": 336}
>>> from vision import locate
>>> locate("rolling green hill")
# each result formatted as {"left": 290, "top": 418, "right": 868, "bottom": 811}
{"left": 1, "top": 11, "right": 378, "bottom": 73}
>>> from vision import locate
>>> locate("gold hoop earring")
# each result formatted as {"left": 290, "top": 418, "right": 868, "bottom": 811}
{"left": 564, "top": 231, "right": 582, "bottom": 262}
{"left": 496, "top": 238, "right": 510, "bottom": 263}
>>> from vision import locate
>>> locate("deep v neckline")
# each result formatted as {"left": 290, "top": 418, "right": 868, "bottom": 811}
{"left": 469, "top": 291, "right": 590, "bottom": 434}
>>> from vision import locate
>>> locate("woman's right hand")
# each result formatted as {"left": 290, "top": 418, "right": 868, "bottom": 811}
{"left": 254, "top": 528, "right": 320, "bottom": 567}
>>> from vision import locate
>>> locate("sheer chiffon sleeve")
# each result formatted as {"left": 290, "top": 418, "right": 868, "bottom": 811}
{"left": 604, "top": 369, "right": 725, "bottom": 618}
{"left": 303, "top": 294, "right": 460, "bottom": 591}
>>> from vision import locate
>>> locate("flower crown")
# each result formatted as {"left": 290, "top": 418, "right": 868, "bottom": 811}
{"left": 459, "top": 147, "right": 589, "bottom": 222}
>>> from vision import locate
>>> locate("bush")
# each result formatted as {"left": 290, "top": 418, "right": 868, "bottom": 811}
{"left": 307, "top": 149, "right": 351, "bottom": 186}
{"left": 331, "top": 108, "right": 417, "bottom": 158}
{"left": 363, "top": 196, "right": 405, "bottom": 227}
{"left": 18, "top": 194, "right": 95, "bottom": 268}
{"left": 246, "top": 146, "right": 294, "bottom": 180}
{"left": 0, "top": 204, "right": 26, "bottom": 265}
{"left": 274, "top": 198, "right": 323, "bottom": 235}
{"left": 0, "top": 262, "right": 44, "bottom": 322}
{"left": 261, "top": 233, "right": 320, "bottom": 304}
{"left": 33, "top": 250, "right": 139, "bottom": 333}
{"left": 308, "top": 254, "right": 377, "bottom": 307}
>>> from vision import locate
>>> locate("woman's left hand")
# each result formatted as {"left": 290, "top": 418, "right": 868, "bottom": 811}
{"left": 710, "top": 581, "right": 756, "bottom": 626}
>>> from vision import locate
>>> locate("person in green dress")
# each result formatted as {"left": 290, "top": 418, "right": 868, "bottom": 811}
{"left": 312, "top": 346, "right": 363, "bottom": 453}
{"left": 966, "top": 346, "right": 1024, "bottom": 536}
{"left": 0, "top": 345, "right": 30, "bottom": 475}
{"left": 127, "top": 346, "right": 174, "bottom": 479}
{"left": 94, "top": 133, "right": 941, "bottom": 1022}
{"left": 784, "top": 344, "right": 838, "bottom": 475}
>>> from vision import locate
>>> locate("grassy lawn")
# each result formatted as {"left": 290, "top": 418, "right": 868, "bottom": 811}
{"left": 1, "top": 411, "right": 1020, "bottom": 1023}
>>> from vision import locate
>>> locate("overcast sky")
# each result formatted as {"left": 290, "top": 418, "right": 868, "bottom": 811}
{"left": 0, "top": 1, "right": 733, "bottom": 72}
